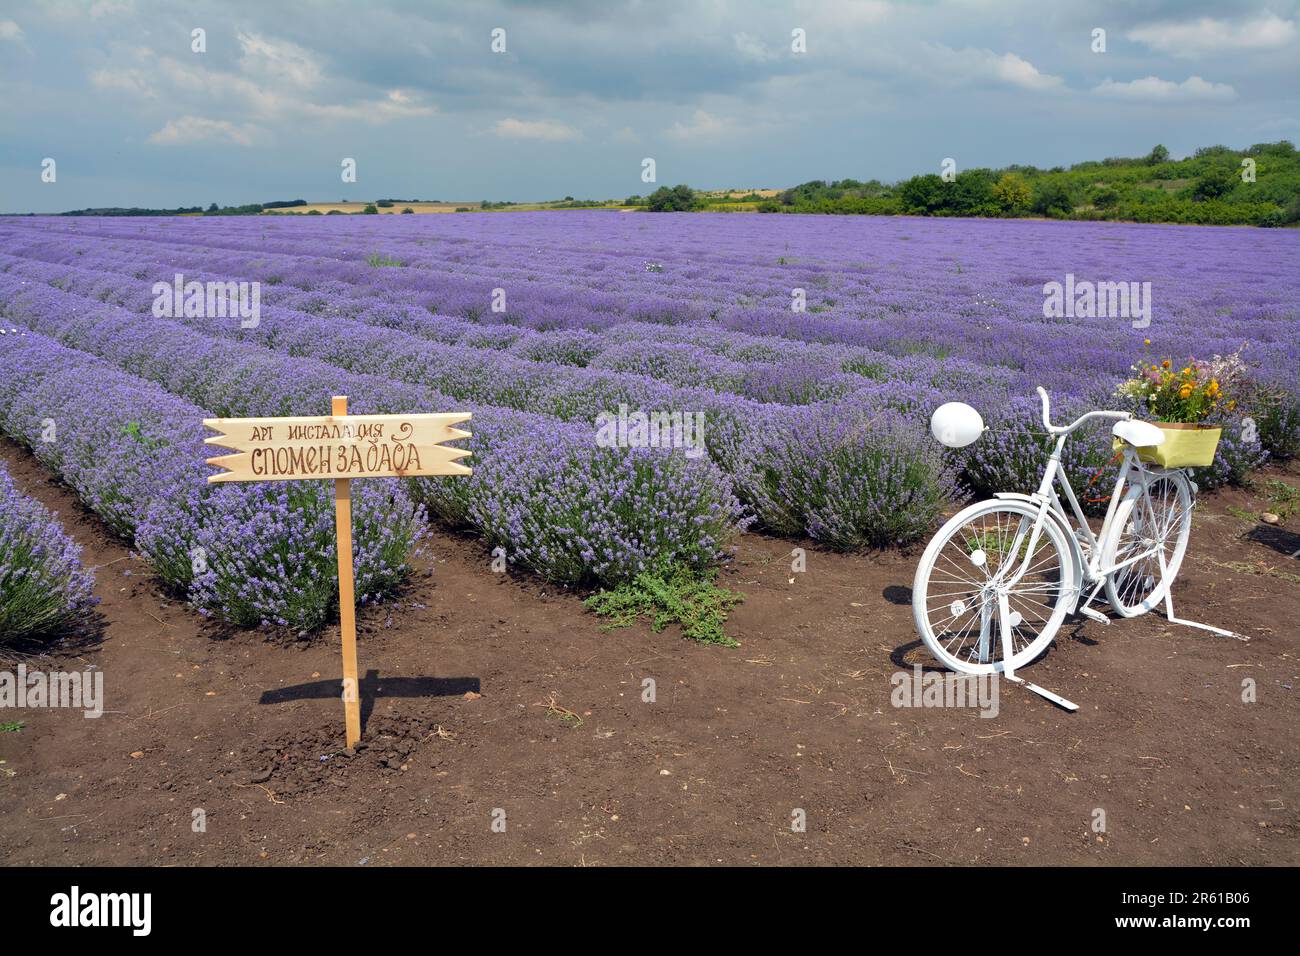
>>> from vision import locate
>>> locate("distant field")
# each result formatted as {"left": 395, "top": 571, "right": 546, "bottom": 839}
{"left": 266, "top": 190, "right": 780, "bottom": 215}
{"left": 270, "top": 200, "right": 637, "bottom": 215}
{"left": 272, "top": 201, "right": 480, "bottom": 214}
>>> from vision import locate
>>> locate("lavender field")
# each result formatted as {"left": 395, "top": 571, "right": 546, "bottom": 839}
{"left": 0, "top": 212, "right": 1297, "bottom": 632}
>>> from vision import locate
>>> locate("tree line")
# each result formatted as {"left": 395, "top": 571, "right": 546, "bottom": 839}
{"left": 752, "top": 142, "right": 1299, "bottom": 226}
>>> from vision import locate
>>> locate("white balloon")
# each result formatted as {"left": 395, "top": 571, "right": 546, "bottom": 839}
{"left": 930, "top": 402, "right": 984, "bottom": 448}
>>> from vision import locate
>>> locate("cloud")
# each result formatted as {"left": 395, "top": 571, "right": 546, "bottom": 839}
{"left": 237, "top": 31, "right": 323, "bottom": 89}
{"left": 492, "top": 118, "right": 581, "bottom": 141}
{"left": 1092, "top": 75, "right": 1237, "bottom": 103}
{"left": 1127, "top": 13, "right": 1297, "bottom": 57}
{"left": 0, "top": 19, "right": 22, "bottom": 40}
{"left": 927, "top": 46, "right": 1063, "bottom": 91}
{"left": 733, "top": 32, "right": 775, "bottom": 62}
{"left": 89, "top": 0, "right": 134, "bottom": 16}
{"left": 90, "top": 40, "right": 433, "bottom": 127}
{"left": 666, "top": 109, "right": 733, "bottom": 140}
{"left": 794, "top": 0, "right": 892, "bottom": 28}
{"left": 301, "top": 88, "right": 434, "bottom": 123}
{"left": 988, "top": 51, "right": 1063, "bottom": 91}
{"left": 148, "top": 116, "right": 262, "bottom": 146}
{"left": 90, "top": 63, "right": 157, "bottom": 98}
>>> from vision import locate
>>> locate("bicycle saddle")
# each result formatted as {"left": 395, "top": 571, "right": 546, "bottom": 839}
{"left": 1112, "top": 419, "right": 1165, "bottom": 447}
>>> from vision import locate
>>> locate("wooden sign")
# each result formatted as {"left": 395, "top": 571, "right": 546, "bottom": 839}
{"left": 204, "top": 412, "right": 471, "bottom": 482}
{"left": 204, "top": 397, "right": 471, "bottom": 748}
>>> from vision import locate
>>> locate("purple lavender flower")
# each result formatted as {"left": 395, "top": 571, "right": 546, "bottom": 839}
{"left": 0, "top": 460, "right": 97, "bottom": 640}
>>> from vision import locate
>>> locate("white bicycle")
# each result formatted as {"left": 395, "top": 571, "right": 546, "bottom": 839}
{"left": 912, "top": 387, "right": 1233, "bottom": 709}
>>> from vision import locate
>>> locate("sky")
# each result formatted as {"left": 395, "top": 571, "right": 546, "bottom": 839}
{"left": 1, "top": 0, "right": 1298, "bottom": 212}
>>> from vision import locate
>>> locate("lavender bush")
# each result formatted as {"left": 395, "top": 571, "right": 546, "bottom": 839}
{"left": 178, "top": 480, "right": 423, "bottom": 631}
{"left": 714, "top": 405, "right": 955, "bottom": 548}
{"left": 0, "top": 331, "right": 422, "bottom": 632}
{"left": 0, "top": 288, "right": 744, "bottom": 589}
{"left": 469, "top": 431, "right": 747, "bottom": 583}
{"left": 0, "top": 460, "right": 97, "bottom": 641}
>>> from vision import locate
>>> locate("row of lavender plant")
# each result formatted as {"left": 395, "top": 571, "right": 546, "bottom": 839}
{"left": 0, "top": 242, "right": 1018, "bottom": 406}
{"left": 0, "top": 284, "right": 749, "bottom": 578}
{"left": 1, "top": 254, "right": 1280, "bottom": 512}
{"left": 7, "top": 247, "right": 1268, "bottom": 509}
{"left": 0, "top": 330, "right": 423, "bottom": 632}
{"left": 10, "top": 214, "right": 1294, "bottom": 393}
{"left": 13, "top": 229, "right": 1290, "bottom": 470}
{"left": 0, "top": 256, "right": 1270, "bottom": 532}
{"left": 0, "top": 458, "right": 97, "bottom": 642}
{"left": 0, "top": 273, "right": 956, "bottom": 548}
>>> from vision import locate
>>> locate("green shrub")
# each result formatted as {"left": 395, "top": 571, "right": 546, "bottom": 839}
{"left": 585, "top": 568, "right": 744, "bottom": 646}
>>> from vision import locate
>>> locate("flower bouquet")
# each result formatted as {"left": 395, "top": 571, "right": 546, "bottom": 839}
{"left": 1113, "top": 348, "right": 1245, "bottom": 467}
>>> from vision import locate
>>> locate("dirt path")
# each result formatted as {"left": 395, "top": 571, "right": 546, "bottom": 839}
{"left": 2, "top": 437, "right": 1297, "bottom": 866}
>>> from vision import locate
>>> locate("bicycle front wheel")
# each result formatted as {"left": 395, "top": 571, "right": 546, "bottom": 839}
{"left": 1102, "top": 469, "right": 1193, "bottom": 617}
{"left": 912, "top": 499, "right": 1075, "bottom": 675}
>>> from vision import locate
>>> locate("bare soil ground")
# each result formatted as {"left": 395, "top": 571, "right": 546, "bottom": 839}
{"left": 1, "top": 437, "right": 1297, "bottom": 866}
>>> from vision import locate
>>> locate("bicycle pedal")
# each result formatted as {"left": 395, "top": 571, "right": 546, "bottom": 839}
{"left": 1078, "top": 606, "right": 1110, "bottom": 625}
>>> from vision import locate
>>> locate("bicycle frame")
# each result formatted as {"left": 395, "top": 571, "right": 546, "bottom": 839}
{"left": 996, "top": 443, "right": 1151, "bottom": 591}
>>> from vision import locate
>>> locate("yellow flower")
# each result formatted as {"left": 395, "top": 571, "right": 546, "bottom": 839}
{"left": 1179, "top": 384, "right": 1192, "bottom": 399}
{"left": 1206, "top": 379, "right": 1220, "bottom": 398}
{"left": 1143, "top": 338, "right": 1151, "bottom": 346}
{"left": 1228, "top": 400, "right": 1237, "bottom": 411}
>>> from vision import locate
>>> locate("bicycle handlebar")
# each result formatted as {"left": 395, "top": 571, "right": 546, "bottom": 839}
{"left": 1036, "top": 385, "right": 1132, "bottom": 436}
{"left": 1036, "top": 386, "right": 1053, "bottom": 430}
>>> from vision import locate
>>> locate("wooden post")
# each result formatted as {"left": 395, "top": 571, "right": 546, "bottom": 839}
{"left": 332, "top": 395, "right": 362, "bottom": 749}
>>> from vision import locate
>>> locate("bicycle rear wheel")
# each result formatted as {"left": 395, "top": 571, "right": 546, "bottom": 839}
{"left": 913, "top": 499, "right": 1075, "bottom": 675}
{"left": 1101, "top": 469, "right": 1193, "bottom": 617}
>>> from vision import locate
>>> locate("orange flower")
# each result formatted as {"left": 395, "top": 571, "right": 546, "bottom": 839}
{"left": 1161, "top": 359, "right": 1171, "bottom": 369}
{"left": 1179, "top": 384, "right": 1193, "bottom": 399}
